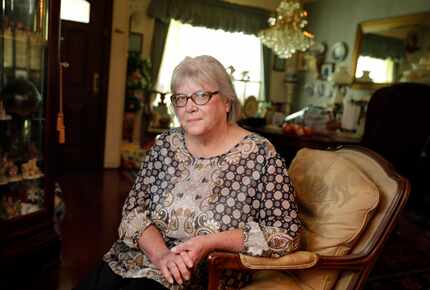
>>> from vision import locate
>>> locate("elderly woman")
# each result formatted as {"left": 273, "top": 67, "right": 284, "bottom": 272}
{"left": 75, "top": 55, "right": 301, "bottom": 290}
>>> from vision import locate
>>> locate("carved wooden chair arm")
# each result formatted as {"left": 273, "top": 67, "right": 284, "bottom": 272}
{"left": 207, "top": 250, "right": 374, "bottom": 290}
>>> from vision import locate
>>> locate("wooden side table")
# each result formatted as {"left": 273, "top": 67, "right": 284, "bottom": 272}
{"left": 243, "top": 125, "right": 361, "bottom": 165}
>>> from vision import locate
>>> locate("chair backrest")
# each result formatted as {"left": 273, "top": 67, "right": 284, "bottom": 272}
{"left": 360, "top": 82, "right": 430, "bottom": 179}
{"left": 334, "top": 146, "right": 410, "bottom": 289}
{"left": 288, "top": 146, "right": 409, "bottom": 290}
{"left": 208, "top": 146, "right": 410, "bottom": 290}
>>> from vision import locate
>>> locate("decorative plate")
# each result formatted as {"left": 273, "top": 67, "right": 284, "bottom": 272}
{"left": 243, "top": 96, "right": 259, "bottom": 118}
{"left": 330, "top": 42, "right": 348, "bottom": 62}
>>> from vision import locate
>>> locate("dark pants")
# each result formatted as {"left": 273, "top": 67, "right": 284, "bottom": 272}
{"left": 73, "top": 261, "right": 168, "bottom": 290}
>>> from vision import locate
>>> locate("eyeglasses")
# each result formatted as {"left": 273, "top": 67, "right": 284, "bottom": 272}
{"left": 170, "top": 90, "right": 219, "bottom": 108}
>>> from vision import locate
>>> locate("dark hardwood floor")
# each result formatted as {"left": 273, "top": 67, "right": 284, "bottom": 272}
{"left": 7, "top": 169, "right": 430, "bottom": 290}
{"left": 16, "top": 170, "right": 132, "bottom": 290}
{"left": 56, "top": 170, "right": 131, "bottom": 290}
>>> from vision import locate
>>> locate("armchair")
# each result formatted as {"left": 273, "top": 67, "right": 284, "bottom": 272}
{"left": 207, "top": 146, "right": 410, "bottom": 290}
{"left": 360, "top": 82, "right": 430, "bottom": 179}
{"left": 360, "top": 82, "right": 430, "bottom": 215}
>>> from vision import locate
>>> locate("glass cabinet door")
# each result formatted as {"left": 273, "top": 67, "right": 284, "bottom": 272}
{"left": 0, "top": 0, "right": 50, "bottom": 220}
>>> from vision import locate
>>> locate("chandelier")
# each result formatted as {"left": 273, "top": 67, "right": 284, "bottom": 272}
{"left": 259, "top": 0, "right": 314, "bottom": 59}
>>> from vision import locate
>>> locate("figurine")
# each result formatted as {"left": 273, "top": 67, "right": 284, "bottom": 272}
{"left": 20, "top": 202, "right": 40, "bottom": 215}
{"left": 226, "top": 65, "right": 236, "bottom": 80}
{"left": 0, "top": 100, "right": 12, "bottom": 120}
{"left": 22, "top": 158, "right": 43, "bottom": 179}
{"left": 151, "top": 92, "right": 171, "bottom": 129}
{"left": 5, "top": 159, "right": 21, "bottom": 182}
{"left": 26, "top": 183, "right": 44, "bottom": 207}
{"left": 3, "top": 197, "right": 21, "bottom": 219}
{"left": 0, "top": 155, "right": 8, "bottom": 185}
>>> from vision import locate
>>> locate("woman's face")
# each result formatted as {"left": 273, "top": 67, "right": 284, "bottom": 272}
{"left": 173, "top": 81, "right": 230, "bottom": 137}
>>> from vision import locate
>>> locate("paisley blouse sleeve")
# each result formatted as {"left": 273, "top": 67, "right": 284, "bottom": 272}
{"left": 241, "top": 151, "right": 302, "bottom": 258}
{"left": 118, "top": 137, "right": 164, "bottom": 249}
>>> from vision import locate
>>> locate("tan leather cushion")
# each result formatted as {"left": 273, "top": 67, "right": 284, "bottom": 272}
{"left": 290, "top": 148, "right": 380, "bottom": 254}
{"left": 244, "top": 148, "right": 380, "bottom": 290}
{"left": 288, "top": 148, "right": 380, "bottom": 289}
{"left": 241, "top": 271, "right": 305, "bottom": 290}
{"left": 240, "top": 251, "right": 318, "bottom": 270}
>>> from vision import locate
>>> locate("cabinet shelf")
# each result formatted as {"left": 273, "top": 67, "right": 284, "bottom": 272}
{"left": 0, "top": 208, "right": 45, "bottom": 223}
{"left": 0, "top": 116, "right": 45, "bottom": 121}
{"left": 0, "top": 174, "right": 44, "bottom": 186}
{"left": 0, "top": 0, "right": 61, "bottom": 277}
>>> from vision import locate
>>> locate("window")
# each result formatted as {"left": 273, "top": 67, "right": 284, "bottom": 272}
{"left": 60, "top": 0, "right": 91, "bottom": 23}
{"left": 155, "top": 19, "right": 264, "bottom": 109}
{"left": 356, "top": 56, "right": 395, "bottom": 83}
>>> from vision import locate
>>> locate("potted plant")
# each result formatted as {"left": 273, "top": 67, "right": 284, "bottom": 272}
{"left": 123, "top": 52, "right": 153, "bottom": 142}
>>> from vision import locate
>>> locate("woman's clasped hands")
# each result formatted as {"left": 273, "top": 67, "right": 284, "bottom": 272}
{"left": 154, "top": 249, "right": 193, "bottom": 285}
{"left": 155, "top": 236, "right": 213, "bottom": 285}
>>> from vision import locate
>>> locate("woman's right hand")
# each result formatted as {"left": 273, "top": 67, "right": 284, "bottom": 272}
{"left": 153, "top": 249, "right": 194, "bottom": 285}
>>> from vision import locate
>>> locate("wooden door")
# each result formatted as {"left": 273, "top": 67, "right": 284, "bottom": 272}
{"left": 59, "top": 0, "right": 113, "bottom": 170}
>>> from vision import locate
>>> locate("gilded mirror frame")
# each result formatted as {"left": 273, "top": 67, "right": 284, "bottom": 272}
{"left": 351, "top": 11, "right": 430, "bottom": 89}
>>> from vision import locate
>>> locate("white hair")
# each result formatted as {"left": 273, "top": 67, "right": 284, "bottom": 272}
{"left": 170, "top": 55, "right": 241, "bottom": 123}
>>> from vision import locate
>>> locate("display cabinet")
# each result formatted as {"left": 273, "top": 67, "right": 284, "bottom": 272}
{"left": 0, "top": 0, "right": 61, "bottom": 280}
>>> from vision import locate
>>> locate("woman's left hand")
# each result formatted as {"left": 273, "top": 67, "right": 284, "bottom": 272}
{"left": 171, "top": 235, "right": 213, "bottom": 266}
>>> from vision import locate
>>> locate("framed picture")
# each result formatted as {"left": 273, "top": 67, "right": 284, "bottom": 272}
{"left": 321, "top": 63, "right": 335, "bottom": 80}
{"left": 315, "top": 80, "right": 333, "bottom": 98}
{"left": 128, "top": 32, "right": 143, "bottom": 53}
{"left": 273, "top": 55, "right": 286, "bottom": 72}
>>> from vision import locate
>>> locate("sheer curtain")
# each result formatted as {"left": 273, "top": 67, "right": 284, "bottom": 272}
{"left": 154, "top": 19, "right": 264, "bottom": 110}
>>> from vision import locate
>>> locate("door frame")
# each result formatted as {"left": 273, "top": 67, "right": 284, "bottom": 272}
{"left": 92, "top": 0, "right": 114, "bottom": 169}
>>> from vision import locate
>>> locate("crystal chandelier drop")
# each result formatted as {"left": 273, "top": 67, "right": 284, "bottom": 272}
{"left": 259, "top": 0, "right": 314, "bottom": 59}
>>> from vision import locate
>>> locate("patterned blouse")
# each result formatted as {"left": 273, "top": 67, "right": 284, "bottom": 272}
{"left": 104, "top": 128, "right": 302, "bottom": 289}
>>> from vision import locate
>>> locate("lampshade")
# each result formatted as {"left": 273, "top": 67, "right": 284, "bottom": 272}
{"left": 259, "top": 0, "right": 314, "bottom": 59}
{"left": 60, "top": 0, "right": 90, "bottom": 23}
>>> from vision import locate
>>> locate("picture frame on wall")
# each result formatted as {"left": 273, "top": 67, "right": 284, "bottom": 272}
{"left": 128, "top": 32, "right": 143, "bottom": 53}
{"left": 321, "top": 62, "right": 335, "bottom": 80}
{"left": 273, "top": 55, "right": 286, "bottom": 72}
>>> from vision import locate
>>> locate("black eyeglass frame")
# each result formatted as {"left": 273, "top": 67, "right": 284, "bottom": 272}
{"left": 170, "top": 90, "right": 219, "bottom": 108}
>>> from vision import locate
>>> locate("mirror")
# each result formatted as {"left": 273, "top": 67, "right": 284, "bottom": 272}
{"left": 352, "top": 12, "right": 430, "bottom": 85}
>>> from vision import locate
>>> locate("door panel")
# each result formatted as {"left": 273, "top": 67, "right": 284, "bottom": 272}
{"left": 60, "top": 0, "right": 113, "bottom": 170}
